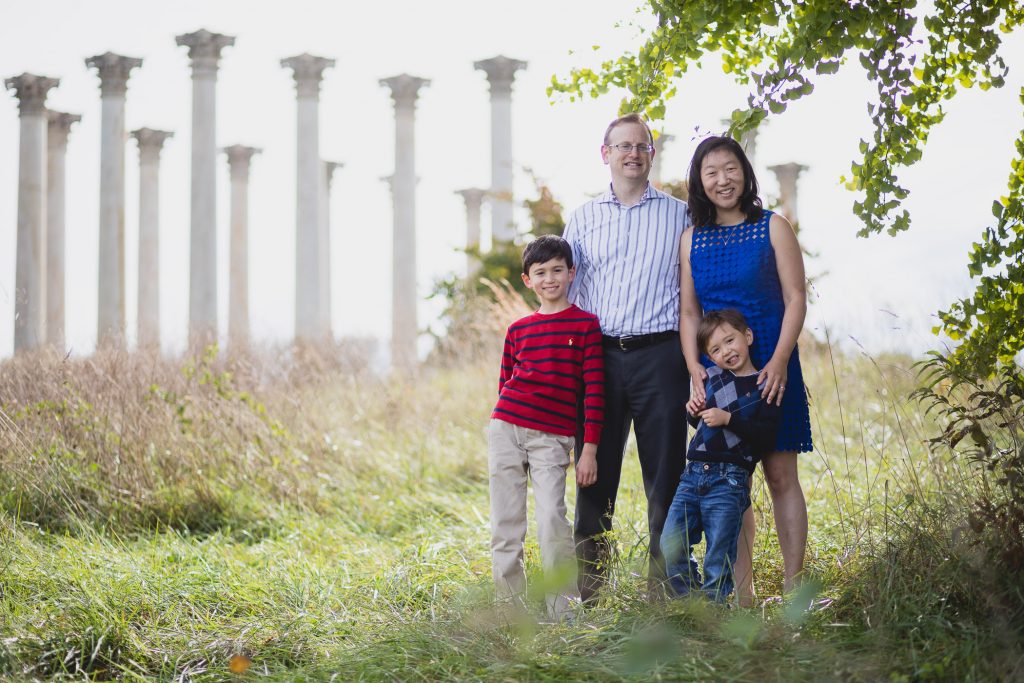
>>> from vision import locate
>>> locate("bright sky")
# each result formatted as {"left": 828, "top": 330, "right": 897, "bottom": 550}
{"left": 2, "top": 1, "right": 1022, "bottom": 360}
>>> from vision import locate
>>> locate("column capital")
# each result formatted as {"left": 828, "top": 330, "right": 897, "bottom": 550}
{"left": 474, "top": 55, "right": 527, "bottom": 94}
{"left": 176, "top": 29, "right": 235, "bottom": 76}
{"left": 455, "top": 187, "right": 488, "bottom": 206}
{"left": 379, "top": 74, "right": 430, "bottom": 108}
{"left": 131, "top": 128, "right": 174, "bottom": 156}
{"left": 281, "top": 54, "right": 335, "bottom": 97}
{"left": 5, "top": 73, "right": 59, "bottom": 115}
{"left": 768, "top": 161, "right": 809, "bottom": 179}
{"left": 85, "top": 52, "right": 143, "bottom": 96}
{"left": 222, "top": 144, "right": 261, "bottom": 174}
{"left": 324, "top": 160, "right": 343, "bottom": 186}
{"left": 47, "top": 110, "right": 82, "bottom": 147}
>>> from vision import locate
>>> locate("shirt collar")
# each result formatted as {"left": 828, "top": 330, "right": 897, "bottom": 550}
{"left": 598, "top": 182, "right": 660, "bottom": 206}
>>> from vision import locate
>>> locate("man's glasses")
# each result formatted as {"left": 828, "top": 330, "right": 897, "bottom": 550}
{"left": 606, "top": 143, "right": 654, "bottom": 154}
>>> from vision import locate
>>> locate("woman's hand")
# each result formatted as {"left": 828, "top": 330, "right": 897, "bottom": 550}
{"left": 688, "top": 363, "right": 708, "bottom": 403}
{"left": 758, "top": 357, "right": 789, "bottom": 406}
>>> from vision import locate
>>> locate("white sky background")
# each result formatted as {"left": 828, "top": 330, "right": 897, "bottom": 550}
{"left": 2, "top": 1, "right": 1022, "bottom": 360}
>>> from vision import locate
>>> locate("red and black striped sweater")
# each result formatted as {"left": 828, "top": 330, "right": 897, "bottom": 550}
{"left": 491, "top": 305, "right": 605, "bottom": 444}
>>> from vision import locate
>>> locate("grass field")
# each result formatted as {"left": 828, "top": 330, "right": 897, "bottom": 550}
{"left": 0, "top": 327, "right": 1021, "bottom": 681}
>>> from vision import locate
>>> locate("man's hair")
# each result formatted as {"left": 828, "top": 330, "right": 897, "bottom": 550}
{"left": 603, "top": 113, "right": 654, "bottom": 146}
{"left": 686, "top": 135, "right": 763, "bottom": 228}
{"left": 697, "top": 308, "right": 751, "bottom": 354}
{"left": 522, "top": 234, "right": 573, "bottom": 274}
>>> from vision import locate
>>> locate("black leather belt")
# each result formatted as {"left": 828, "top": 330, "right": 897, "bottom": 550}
{"left": 602, "top": 330, "right": 677, "bottom": 352}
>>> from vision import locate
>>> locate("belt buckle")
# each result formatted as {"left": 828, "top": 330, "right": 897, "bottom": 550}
{"left": 618, "top": 335, "right": 633, "bottom": 352}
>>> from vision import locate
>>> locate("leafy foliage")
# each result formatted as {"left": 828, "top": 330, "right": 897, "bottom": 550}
{"left": 550, "top": 0, "right": 1024, "bottom": 372}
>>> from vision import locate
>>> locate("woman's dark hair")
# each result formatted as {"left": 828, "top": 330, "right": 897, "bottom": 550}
{"left": 522, "top": 234, "right": 573, "bottom": 274}
{"left": 686, "top": 135, "right": 763, "bottom": 228}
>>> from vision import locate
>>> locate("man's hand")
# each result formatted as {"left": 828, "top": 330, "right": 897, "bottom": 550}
{"left": 576, "top": 442, "right": 598, "bottom": 487}
{"left": 700, "top": 407, "right": 731, "bottom": 428}
{"left": 686, "top": 396, "right": 706, "bottom": 417}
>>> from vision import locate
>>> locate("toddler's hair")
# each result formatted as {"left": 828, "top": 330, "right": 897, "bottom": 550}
{"left": 522, "top": 235, "right": 573, "bottom": 274}
{"left": 697, "top": 308, "right": 751, "bottom": 354}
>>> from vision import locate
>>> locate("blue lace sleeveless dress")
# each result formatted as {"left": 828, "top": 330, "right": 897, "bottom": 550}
{"left": 690, "top": 210, "right": 813, "bottom": 453}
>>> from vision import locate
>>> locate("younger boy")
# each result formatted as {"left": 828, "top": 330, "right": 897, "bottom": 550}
{"left": 489, "top": 235, "right": 604, "bottom": 621}
{"left": 660, "top": 309, "right": 781, "bottom": 603}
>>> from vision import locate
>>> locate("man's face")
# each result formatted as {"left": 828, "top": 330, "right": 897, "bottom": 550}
{"left": 601, "top": 121, "right": 654, "bottom": 185}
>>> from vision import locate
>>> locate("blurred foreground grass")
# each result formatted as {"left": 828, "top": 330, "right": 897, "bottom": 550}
{"left": 0, "top": 337, "right": 1020, "bottom": 681}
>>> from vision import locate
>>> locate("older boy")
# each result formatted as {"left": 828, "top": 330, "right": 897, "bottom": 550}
{"left": 661, "top": 309, "right": 781, "bottom": 603}
{"left": 489, "top": 235, "right": 605, "bottom": 620}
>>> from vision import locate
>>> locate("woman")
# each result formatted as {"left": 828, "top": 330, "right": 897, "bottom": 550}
{"left": 679, "top": 135, "right": 813, "bottom": 604}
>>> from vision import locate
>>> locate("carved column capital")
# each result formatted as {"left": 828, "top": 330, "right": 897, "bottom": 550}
{"left": 5, "top": 73, "right": 60, "bottom": 115}
{"left": 131, "top": 128, "right": 174, "bottom": 158}
{"left": 85, "top": 52, "right": 142, "bottom": 96}
{"left": 455, "top": 187, "right": 488, "bottom": 207}
{"left": 324, "top": 160, "right": 343, "bottom": 188}
{"left": 474, "top": 55, "right": 527, "bottom": 94}
{"left": 176, "top": 29, "right": 235, "bottom": 77}
{"left": 281, "top": 54, "right": 335, "bottom": 97}
{"left": 47, "top": 110, "right": 82, "bottom": 143}
{"left": 379, "top": 74, "right": 431, "bottom": 109}
{"left": 222, "top": 145, "right": 261, "bottom": 176}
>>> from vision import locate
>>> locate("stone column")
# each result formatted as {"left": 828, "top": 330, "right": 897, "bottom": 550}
{"left": 5, "top": 74, "right": 59, "bottom": 352}
{"left": 131, "top": 128, "right": 173, "bottom": 351}
{"left": 380, "top": 74, "right": 430, "bottom": 370}
{"left": 319, "top": 160, "right": 342, "bottom": 338}
{"left": 282, "top": 53, "right": 334, "bottom": 342}
{"left": 177, "top": 30, "right": 234, "bottom": 349}
{"left": 474, "top": 56, "right": 527, "bottom": 243}
{"left": 222, "top": 145, "right": 260, "bottom": 349}
{"left": 455, "top": 188, "right": 487, "bottom": 277}
{"left": 769, "top": 162, "right": 808, "bottom": 227}
{"left": 46, "top": 110, "right": 80, "bottom": 350}
{"left": 86, "top": 52, "right": 142, "bottom": 348}
{"left": 651, "top": 133, "right": 673, "bottom": 186}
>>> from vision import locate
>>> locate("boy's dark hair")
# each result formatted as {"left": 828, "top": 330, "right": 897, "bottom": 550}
{"left": 603, "top": 112, "right": 654, "bottom": 146}
{"left": 686, "top": 135, "right": 763, "bottom": 228}
{"left": 697, "top": 309, "right": 751, "bottom": 354}
{"left": 522, "top": 235, "right": 573, "bottom": 274}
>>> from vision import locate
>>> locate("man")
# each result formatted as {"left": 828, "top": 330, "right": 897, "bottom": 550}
{"left": 563, "top": 113, "right": 691, "bottom": 601}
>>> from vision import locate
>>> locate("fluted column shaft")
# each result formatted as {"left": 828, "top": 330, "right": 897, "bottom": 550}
{"left": 177, "top": 30, "right": 234, "bottom": 348}
{"left": 86, "top": 53, "right": 141, "bottom": 347}
{"left": 283, "top": 54, "right": 334, "bottom": 342}
{"left": 475, "top": 56, "right": 526, "bottom": 243}
{"left": 381, "top": 74, "right": 429, "bottom": 370}
{"left": 46, "top": 111, "right": 80, "bottom": 350}
{"left": 319, "top": 161, "right": 342, "bottom": 338}
{"left": 131, "top": 128, "right": 173, "bottom": 350}
{"left": 651, "top": 133, "right": 673, "bottom": 186}
{"left": 223, "top": 145, "right": 260, "bottom": 349}
{"left": 769, "top": 162, "right": 808, "bottom": 227}
{"left": 455, "top": 188, "right": 486, "bottom": 277}
{"left": 6, "top": 74, "right": 58, "bottom": 352}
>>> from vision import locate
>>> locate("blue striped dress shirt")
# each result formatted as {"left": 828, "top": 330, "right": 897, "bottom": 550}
{"left": 564, "top": 183, "right": 691, "bottom": 337}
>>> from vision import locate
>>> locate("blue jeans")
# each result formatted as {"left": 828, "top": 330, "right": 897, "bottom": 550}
{"left": 660, "top": 461, "right": 751, "bottom": 603}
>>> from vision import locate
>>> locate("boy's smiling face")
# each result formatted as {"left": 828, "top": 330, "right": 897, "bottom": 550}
{"left": 705, "top": 322, "right": 756, "bottom": 375}
{"left": 522, "top": 257, "right": 574, "bottom": 308}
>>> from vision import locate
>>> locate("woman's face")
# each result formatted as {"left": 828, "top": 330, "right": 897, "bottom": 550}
{"left": 700, "top": 148, "right": 745, "bottom": 213}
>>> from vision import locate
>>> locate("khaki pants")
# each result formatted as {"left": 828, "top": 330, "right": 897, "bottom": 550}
{"left": 488, "top": 418, "right": 580, "bottom": 620}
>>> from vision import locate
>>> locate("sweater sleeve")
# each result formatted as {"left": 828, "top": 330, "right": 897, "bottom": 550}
{"left": 498, "top": 327, "right": 515, "bottom": 396}
{"left": 727, "top": 400, "right": 782, "bottom": 456}
{"left": 581, "top": 317, "right": 605, "bottom": 444}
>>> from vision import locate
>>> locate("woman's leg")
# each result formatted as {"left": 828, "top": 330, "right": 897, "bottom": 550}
{"left": 734, "top": 503, "right": 756, "bottom": 607}
{"left": 761, "top": 450, "right": 807, "bottom": 593}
